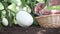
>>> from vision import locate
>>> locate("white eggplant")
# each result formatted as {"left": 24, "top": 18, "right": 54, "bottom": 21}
{"left": 16, "top": 10, "right": 33, "bottom": 27}
{"left": 2, "top": 18, "right": 8, "bottom": 26}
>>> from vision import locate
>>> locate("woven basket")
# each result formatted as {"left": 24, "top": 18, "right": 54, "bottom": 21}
{"left": 35, "top": 14, "right": 60, "bottom": 28}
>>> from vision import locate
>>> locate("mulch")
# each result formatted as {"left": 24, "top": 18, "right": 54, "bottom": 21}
{"left": 0, "top": 25, "right": 60, "bottom": 34}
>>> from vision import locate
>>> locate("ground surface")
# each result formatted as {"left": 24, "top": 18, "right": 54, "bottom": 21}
{"left": 0, "top": 25, "right": 60, "bottom": 34}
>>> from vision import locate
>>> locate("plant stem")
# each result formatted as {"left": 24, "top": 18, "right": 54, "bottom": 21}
{"left": 0, "top": 10, "right": 3, "bottom": 29}
{"left": 1, "top": 1, "right": 11, "bottom": 26}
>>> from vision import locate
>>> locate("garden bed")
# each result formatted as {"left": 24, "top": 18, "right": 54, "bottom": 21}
{"left": 0, "top": 25, "right": 60, "bottom": 34}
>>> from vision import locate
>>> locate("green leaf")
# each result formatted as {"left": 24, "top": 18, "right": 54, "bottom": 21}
{"left": 21, "top": 0, "right": 26, "bottom": 6}
{"left": 47, "top": 0, "right": 50, "bottom": 7}
{"left": 2, "top": 10, "right": 6, "bottom": 18}
{"left": 8, "top": 3, "right": 17, "bottom": 12}
{"left": 48, "top": 5, "right": 60, "bottom": 10}
{"left": 7, "top": 0, "right": 22, "bottom": 6}
{"left": 0, "top": 0, "right": 4, "bottom": 2}
{"left": 0, "top": 2, "right": 4, "bottom": 10}
{"left": 22, "top": 5, "right": 31, "bottom": 13}
{"left": 7, "top": 0, "right": 17, "bottom": 4}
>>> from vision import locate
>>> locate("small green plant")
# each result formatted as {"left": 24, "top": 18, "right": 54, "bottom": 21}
{"left": 0, "top": 0, "right": 48, "bottom": 28}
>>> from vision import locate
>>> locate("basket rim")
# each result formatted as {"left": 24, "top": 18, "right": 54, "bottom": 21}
{"left": 35, "top": 14, "right": 60, "bottom": 18}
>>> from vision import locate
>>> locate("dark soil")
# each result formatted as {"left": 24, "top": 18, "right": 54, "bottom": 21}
{"left": 0, "top": 25, "right": 60, "bottom": 34}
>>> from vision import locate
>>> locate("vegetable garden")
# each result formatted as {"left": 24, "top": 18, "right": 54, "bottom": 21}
{"left": 0, "top": 0, "right": 60, "bottom": 34}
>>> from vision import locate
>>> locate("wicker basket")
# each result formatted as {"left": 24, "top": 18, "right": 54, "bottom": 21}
{"left": 35, "top": 14, "right": 60, "bottom": 28}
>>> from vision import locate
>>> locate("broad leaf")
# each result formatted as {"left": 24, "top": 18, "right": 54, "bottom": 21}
{"left": 0, "top": 2, "right": 4, "bottom": 10}
{"left": 8, "top": 3, "right": 17, "bottom": 12}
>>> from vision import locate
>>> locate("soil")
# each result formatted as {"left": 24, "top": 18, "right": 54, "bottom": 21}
{"left": 0, "top": 25, "right": 60, "bottom": 34}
